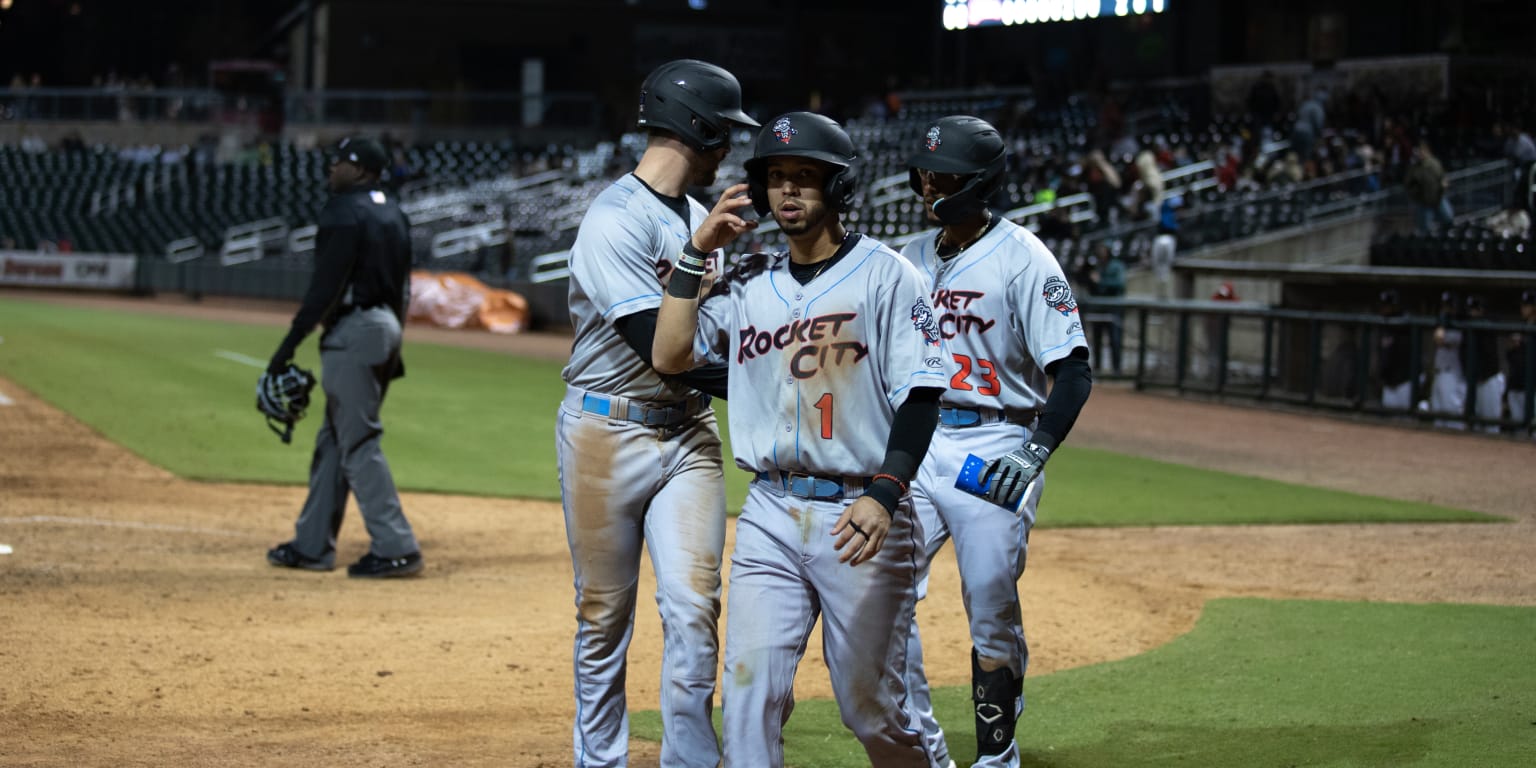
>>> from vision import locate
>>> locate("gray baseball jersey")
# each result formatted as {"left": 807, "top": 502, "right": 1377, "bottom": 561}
{"left": 898, "top": 216, "right": 1087, "bottom": 768}
{"left": 694, "top": 234, "right": 950, "bottom": 474}
{"left": 563, "top": 173, "right": 714, "bottom": 400}
{"left": 900, "top": 217, "right": 1086, "bottom": 415}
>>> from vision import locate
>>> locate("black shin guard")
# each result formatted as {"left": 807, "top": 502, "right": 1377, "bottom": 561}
{"left": 972, "top": 648, "right": 1023, "bottom": 757}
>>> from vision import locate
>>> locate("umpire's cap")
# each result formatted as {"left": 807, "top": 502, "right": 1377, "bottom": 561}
{"left": 1522, "top": 288, "right": 1536, "bottom": 305}
{"left": 908, "top": 115, "right": 1007, "bottom": 224}
{"left": 330, "top": 137, "right": 388, "bottom": 174}
{"left": 637, "top": 59, "right": 758, "bottom": 153}
{"left": 744, "top": 112, "right": 859, "bottom": 216}
{"left": 1378, "top": 288, "right": 1400, "bottom": 307}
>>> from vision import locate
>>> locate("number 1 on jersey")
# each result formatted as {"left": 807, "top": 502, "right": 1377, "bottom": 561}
{"left": 814, "top": 393, "right": 834, "bottom": 439}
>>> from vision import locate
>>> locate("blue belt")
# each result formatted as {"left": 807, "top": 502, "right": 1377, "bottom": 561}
{"left": 581, "top": 392, "right": 707, "bottom": 428}
{"left": 940, "top": 406, "right": 1009, "bottom": 427}
{"left": 754, "top": 470, "right": 869, "bottom": 501}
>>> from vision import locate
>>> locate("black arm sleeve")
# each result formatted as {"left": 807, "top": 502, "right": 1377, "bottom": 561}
{"left": 273, "top": 204, "right": 359, "bottom": 365}
{"left": 863, "top": 386, "right": 943, "bottom": 514}
{"left": 1032, "top": 348, "right": 1093, "bottom": 452}
{"left": 614, "top": 308, "right": 729, "bottom": 400}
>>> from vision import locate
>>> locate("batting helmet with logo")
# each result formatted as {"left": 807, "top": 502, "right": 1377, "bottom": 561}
{"left": 256, "top": 364, "right": 317, "bottom": 444}
{"left": 636, "top": 59, "right": 758, "bottom": 153}
{"left": 744, "top": 111, "right": 859, "bottom": 217}
{"left": 908, "top": 115, "right": 1007, "bottom": 225}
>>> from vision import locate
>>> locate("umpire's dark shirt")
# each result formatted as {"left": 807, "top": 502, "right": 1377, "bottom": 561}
{"left": 278, "top": 184, "right": 411, "bottom": 356}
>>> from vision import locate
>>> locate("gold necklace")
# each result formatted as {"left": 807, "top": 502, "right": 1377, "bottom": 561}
{"left": 937, "top": 214, "right": 994, "bottom": 255}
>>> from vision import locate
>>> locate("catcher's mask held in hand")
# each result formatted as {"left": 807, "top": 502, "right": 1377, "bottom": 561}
{"left": 256, "top": 364, "right": 316, "bottom": 444}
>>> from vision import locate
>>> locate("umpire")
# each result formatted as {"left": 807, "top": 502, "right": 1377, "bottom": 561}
{"left": 264, "top": 136, "right": 423, "bottom": 578}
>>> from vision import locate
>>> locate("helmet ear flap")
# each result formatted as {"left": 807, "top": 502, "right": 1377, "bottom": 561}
{"left": 826, "top": 164, "right": 858, "bottom": 213}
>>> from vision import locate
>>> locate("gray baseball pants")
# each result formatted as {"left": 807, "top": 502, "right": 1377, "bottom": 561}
{"left": 289, "top": 307, "right": 417, "bottom": 564}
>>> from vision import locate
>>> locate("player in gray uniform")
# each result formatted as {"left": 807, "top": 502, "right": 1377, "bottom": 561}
{"left": 557, "top": 59, "right": 757, "bottom": 768}
{"left": 898, "top": 116, "right": 1093, "bottom": 768}
{"left": 652, "top": 112, "right": 948, "bottom": 767}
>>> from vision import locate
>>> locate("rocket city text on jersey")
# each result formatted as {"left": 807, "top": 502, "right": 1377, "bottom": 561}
{"left": 929, "top": 288, "right": 998, "bottom": 338}
{"left": 737, "top": 311, "right": 870, "bottom": 378}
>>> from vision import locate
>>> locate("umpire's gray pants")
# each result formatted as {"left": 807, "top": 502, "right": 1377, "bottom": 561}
{"left": 290, "top": 307, "right": 417, "bottom": 563}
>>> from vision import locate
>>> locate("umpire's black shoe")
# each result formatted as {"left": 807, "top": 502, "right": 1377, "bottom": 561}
{"left": 346, "top": 551, "right": 424, "bottom": 579}
{"left": 267, "top": 542, "right": 333, "bottom": 572}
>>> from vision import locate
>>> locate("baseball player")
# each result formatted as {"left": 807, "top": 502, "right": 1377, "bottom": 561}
{"left": 1506, "top": 289, "right": 1536, "bottom": 434}
{"left": 1431, "top": 290, "right": 1467, "bottom": 429}
{"left": 556, "top": 59, "right": 757, "bottom": 768}
{"left": 898, "top": 116, "right": 1093, "bottom": 768}
{"left": 652, "top": 112, "right": 948, "bottom": 767}
{"left": 1376, "top": 289, "right": 1414, "bottom": 411}
{"left": 1464, "top": 294, "right": 1505, "bottom": 433}
{"left": 264, "top": 136, "right": 422, "bottom": 579}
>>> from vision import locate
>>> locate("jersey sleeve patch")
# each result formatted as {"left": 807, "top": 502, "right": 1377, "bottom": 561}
{"left": 910, "top": 297, "right": 942, "bottom": 349}
{"left": 1042, "top": 275, "right": 1079, "bottom": 317}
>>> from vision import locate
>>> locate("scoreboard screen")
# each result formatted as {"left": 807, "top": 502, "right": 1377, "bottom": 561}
{"left": 942, "top": 0, "right": 1168, "bottom": 30}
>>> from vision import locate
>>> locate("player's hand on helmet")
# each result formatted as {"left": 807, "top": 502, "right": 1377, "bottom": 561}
{"left": 832, "top": 497, "right": 889, "bottom": 567}
{"left": 982, "top": 442, "right": 1051, "bottom": 510}
{"left": 691, "top": 183, "right": 757, "bottom": 253}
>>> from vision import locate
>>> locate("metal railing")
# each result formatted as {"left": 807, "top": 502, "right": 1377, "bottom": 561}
{"left": 1083, "top": 296, "right": 1536, "bottom": 435}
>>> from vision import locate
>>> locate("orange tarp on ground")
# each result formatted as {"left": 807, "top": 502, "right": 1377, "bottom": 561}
{"left": 407, "top": 270, "right": 529, "bottom": 334}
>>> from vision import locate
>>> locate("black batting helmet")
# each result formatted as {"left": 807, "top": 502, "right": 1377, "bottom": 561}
{"left": 744, "top": 112, "right": 859, "bottom": 217}
{"left": 636, "top": 59, "right": 758, "bottom": 153}
{"left": 256, "top": 364, "right": 317, "bottom": 444}
{"left": 908, "top": 115, "right": 1007, "bottom": 225}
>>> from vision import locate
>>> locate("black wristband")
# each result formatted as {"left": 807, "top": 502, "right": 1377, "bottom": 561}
{"left": 862, "top": 477, "right": 903, "bottom": 517}
{"left": 681, "top": 239, "right": 709, "bottom": 262}
{"left": 667, "top": 246, "right": 707, "bottom": 299}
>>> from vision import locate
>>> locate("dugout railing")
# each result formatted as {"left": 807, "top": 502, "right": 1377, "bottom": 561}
{"left": 1080, "top": 296, "right": 1536, "bottom": 435}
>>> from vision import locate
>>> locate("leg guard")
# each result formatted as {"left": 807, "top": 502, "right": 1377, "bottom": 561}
{"left": 972, "top": 648, "right": 1022, "bottom": 757}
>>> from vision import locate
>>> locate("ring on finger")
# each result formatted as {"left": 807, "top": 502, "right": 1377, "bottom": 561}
{"left": 849, "top": 521, "right": 867, "bottom": 539}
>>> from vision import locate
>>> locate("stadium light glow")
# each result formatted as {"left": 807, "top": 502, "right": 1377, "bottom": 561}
{"left": 942, "top": 0, "right": 1167, "bottom": 30}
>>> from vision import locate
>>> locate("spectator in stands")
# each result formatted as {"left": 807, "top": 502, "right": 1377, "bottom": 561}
{"left": 1348, "top": 138, "right": 1382, "bottom": 193}
{"left": 1495, "top": 121, "right": 1536, "bottom": 168}
{"left": 1204, "top": 281, "right": 1241, "bottom": 379}
{"left": 1484, "top": 203, "right": 1532, "bottom": 239}
{"left": 1084, "top": 149, "right": 1122, "bottom": 225}
{"left": 1464, "top": 294, "right": 1505, "bottom": 433}
{"left": 1265, "top": 151, "right": 1305, "bottom": 185}
{"left": 1088, "top": 244, "right": 1128, "bottom": 375}
{"left": 1247, "top": 71, "right": 1283, "bottom": 137}
{"left": 1506, "top": 289, "right": 1536, "bottom": 434}
{"left": 1289, "top": 88, "right": 1328, "bottom": 164}
{"left": 1429, "top": 290, "right": 1467, "bottom": 429}
{"left": 1130, "top": 149, "right": 1164, "bottom": 220}
{"left": 1376, "top": 289, "right": 1414, "bottom": 412}
{"left": 1150, "top": 205, "right": 1179, "bottom": 300}
{"left": 1404, "top": 138, "right": 1453, "bottom": 234}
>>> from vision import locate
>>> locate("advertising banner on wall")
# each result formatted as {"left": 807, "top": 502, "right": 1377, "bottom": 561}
{"left": 0, "top": 252, "right": 139, "bottom": 290}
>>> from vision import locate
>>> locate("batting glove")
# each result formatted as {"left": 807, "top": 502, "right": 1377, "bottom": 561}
{"left": 983, "top": 442, "right": 1051, "bottom": 509}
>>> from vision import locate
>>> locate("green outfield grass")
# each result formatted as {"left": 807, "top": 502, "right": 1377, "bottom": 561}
{"left": 631, "top": 598, "right": 1536, "bottom": 767}
{"left": 0, "top": 297, "right": 1496, "bottom": 525}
